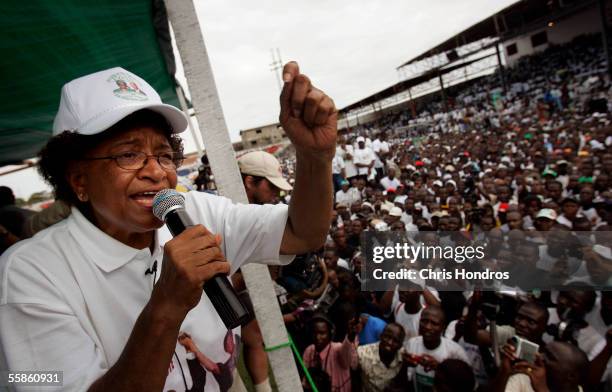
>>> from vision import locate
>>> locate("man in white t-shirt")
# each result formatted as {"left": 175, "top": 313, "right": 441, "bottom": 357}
{"left": 339, "top": 139, "right": 358, "bottom": 182}
{"left": 380, "top": 168, "right": 401, "bottom": 192}
{"left": 372, "top": 133, "right": 390, "bottom": 180}
{"left": 371, "top": 133, "right": 389, "bottom": 158}
{"left": 392, "top": 281, "right": 425, "bottom": 342}
{"left": 332, "top": 146, "right": 346, "bottom": 193}
{"left": 546, "top": 290, "right": 606, "bottom": 361}
{"left": 353, "top": 136, "right": 376, "bottom": 182}
{"left": 336, "top": 180, "right": 361, "bottom": 205}
{"left": 404, "top": 306, "right": 470, "bottom": 392}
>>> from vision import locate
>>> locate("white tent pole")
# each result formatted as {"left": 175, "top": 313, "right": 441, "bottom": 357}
{"left": 175, "top": 85, "right": 204, "bottom": 158}
{"left": 164, "top": 1, "right": 303, "bottom": 390}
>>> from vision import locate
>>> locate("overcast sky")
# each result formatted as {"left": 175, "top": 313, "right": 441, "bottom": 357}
{"left": 189, "top": 0, "right": 518, "bottom": 144}
{"left": 1, "top": 0, "right": 519, "bottom": 199}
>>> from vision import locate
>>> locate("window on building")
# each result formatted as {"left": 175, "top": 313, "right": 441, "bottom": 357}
{"left": 506, "top": 43, "right": 518, "bottom": 56}
{"left": 531, "top": 31, "right": 548, "bottom": 48}
{"left": 251, "top": 141, "right": 257, "bottom": 145}
{"left": 256, "top": 129, "right": 262, "bottom": 134}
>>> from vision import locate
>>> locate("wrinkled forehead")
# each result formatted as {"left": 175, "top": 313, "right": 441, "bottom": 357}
{"left": 101, "top": 127, "right": 172, "bottom": 150}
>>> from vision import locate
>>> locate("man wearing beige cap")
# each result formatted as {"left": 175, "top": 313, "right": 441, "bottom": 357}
{"left": 234, "top": 150, "right": 293, "bottom": 391}
{"left": 386, "top": 206, "right": 404, "bottom": 226}
{"left": 238, "top": 151, "right": 293, "bottom": 205}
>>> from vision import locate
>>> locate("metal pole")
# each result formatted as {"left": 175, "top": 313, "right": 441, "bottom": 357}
{"left": 164, "top": 1, "right": 302, "bottom": 390}
{"left": 175, "top": 85, "right": 204, "bottom": 158}
{"left": 495, "top": 43, "right": 507, "bottom": 93}
{"left": 438, "top": 73, "right": 448, "bottom": 112}
{"left": 599, "top": 0, "right": 612, "bottom": 77}
{"left": 493, "top": 14, "right": 508, "bottom": 93}
{"left": 408, "top": 88, "right": 416, "bottom": 117}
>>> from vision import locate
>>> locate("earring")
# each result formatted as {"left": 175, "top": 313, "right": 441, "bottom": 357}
{"left": 78, "top": 192, "right": 88, "bottom": 202}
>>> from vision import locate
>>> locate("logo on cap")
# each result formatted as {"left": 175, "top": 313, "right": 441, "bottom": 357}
{"left": 107, "top": 72, "right": 148, "bottom": 101}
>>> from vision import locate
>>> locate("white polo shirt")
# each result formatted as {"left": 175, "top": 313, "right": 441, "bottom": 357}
{"left": 0, "top": 191, "right": 292, "bottom": 391}
{"left": 352, "top": 147, "right": 376, "bottom": 175}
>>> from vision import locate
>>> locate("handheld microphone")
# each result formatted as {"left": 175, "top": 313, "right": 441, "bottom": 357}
{"left": 152, "top": 189, "right": 252, "bottom": 329}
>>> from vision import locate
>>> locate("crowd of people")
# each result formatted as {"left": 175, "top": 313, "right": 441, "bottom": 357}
{"left": 1, "top": 33, "right": 611, "bottom": 391}
{"left": 251, "top": 34, "right": 612, "bottom": 391}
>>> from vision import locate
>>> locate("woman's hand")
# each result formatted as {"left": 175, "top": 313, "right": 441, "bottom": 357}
{"left": 279, "top": 62, "right": 337, "bottom": 162}
{"left": 152, "top": 225, "right": 230, "bottom": 320}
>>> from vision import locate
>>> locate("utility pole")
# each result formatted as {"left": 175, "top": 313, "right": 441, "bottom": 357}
{"left": 164, "top": 1, "right": 302, "bottom": 390}
{"left": 270, "top": 48, "right": 283, "bottom": 92}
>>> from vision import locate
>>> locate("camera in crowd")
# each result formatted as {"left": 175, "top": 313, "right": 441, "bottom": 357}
{"left": 545, "top": 308, "right": 587, "bottom": 345}
{"left": 480, "top": 292, "right": 521, "bottom": 326}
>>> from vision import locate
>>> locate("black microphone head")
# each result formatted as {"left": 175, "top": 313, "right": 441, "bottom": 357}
{"left": 152, "top": 189, "right": 185, "bottom": 221}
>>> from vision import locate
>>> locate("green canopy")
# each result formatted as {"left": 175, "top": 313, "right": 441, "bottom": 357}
{"left": 0, "top": 0, "right": 179, "bottom": 166}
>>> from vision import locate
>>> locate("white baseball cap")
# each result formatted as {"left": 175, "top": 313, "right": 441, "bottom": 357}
{"left": 389, "top": 206, "right": 403, "bottom": 217}
{"left": 373, "top": 220, "right": 389, "bottom": 232}
{"left": 53, "top": 67, "right": 188, "bottom": 136}
{"left": 361, "top": 202, "right": 374, "bottom": 211}
{"left": 237, "top": 151, "right": 292, "bottom": 191}
{"left": 356, "top": 136, "right": 365, "bottom": 143}
{"left": 536, "top": 208, "right": 557, "bottom": 220}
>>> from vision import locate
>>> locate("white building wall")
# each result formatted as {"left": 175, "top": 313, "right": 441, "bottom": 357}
{"left": 503, "top": 5, "right": 602, "bottom": 67}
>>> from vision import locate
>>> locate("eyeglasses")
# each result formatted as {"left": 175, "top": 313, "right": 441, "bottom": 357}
{"left": 83, "top": 151, "right": 184, "bottom": 171}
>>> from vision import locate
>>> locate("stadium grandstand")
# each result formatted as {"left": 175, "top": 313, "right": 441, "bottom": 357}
{"left": 339, "top": 0, "right": 612, "bottom": 130}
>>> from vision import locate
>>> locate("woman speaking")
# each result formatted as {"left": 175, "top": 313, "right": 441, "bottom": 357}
{"left": 0, "top": 62, "right": 336, "bottom": 391}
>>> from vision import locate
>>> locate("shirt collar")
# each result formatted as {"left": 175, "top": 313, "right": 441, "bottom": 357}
{"left": 67, "top": 207, "right": 164, "bottom": 273}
